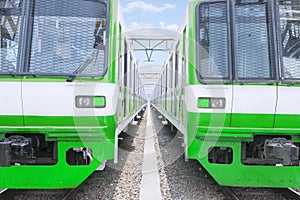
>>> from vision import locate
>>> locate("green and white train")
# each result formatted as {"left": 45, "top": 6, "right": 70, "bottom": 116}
{"left": 152, "top": 0, "right": 300, "bottom": 188}
{"left": 0, "top": 0, "right": 146, "bottom": 189}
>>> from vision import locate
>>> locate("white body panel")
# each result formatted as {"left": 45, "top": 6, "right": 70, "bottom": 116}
{"left": 22, "top": 82, "right": 118, "bottom": 116}
{"left": 232, "top": 86, "right": 276, "bottom": 114}
{"left": 0, "top": 82, "right": 22, "bottom": 115}
{"left": 185, "top": 85, "right": 277, "bottom": 114}
{"left": 276, "top": 86, "right": 300, "bottom": 115}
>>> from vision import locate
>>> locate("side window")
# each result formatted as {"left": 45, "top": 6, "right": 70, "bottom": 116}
{"left": 175, "top": 48, "right": 179, "bottom": 88}
{"left": 0, "top": 0, "right": 22, "bottom": 73}
{"left": 169, "top": 55, "right": 173, "bottom": 90}
{"left": 165, "top": 66, "right": 168, "bottom": 110}
{"left": 134, "top": 63, "right": 136, "bottom": 93}
{"left": 182, "top": 27, "right": 186, "bottom": 83}
{"left": 161, "top": 77, "right": 163, "bottom": 96}
{"left": 130, "top": 55, "right": 133, "bottom": 89}
{"left": 124, "top": 42, "right": 128, "bottom": 86}
{"left": 165, "top": 65, "right": 168, "bottom": 94}
{"left": 197, "top": 2, "right": 229, "bottom": 81}
{"left": 118, "top": 24, "right": 122, "bottom": 82}
{"left": 279, "top": 0, "right": 300, "bottom": 80}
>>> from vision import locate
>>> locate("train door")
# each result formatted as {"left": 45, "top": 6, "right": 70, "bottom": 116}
{"left": 0, "top": 0, "right": 23, "bottom": 126}
{"left": 160, "top": 75, "right": 163, "bottom": 108}
{"left": 180, "top": 27, "right": 186, "bottom": 123}
{"left": 123, "top": 42, "right": 128, "bottom": 118}
{"left": 168, "top": 55, "right": 173, "bottom": 114}
{"left": 129, "top": 55, "right": 134, "bottom": 114}
{"left": 133, "top": 62, "right": 136, "bottom": 111}
{"left": 164, "top": 64, "right": 168, "bottom": 111}
{"left": 118, "top": 24, "right": 123, "bottom": 121}
{"left": 275, "top": 0, "right": 300, "bottom": 128}
{"left": 230, "top": 0, "right": 278, "bottom": 128}
{"left": 195, "top": 1, "right": 233, "bottom": 128}
{"left": 174, "top": 48, "right": 179, "bottom": 119}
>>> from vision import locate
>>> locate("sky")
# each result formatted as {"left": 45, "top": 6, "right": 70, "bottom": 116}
{"left": 120, "top": 1, "right": 188, "bottom": 97}
{"left": 120, "top": 0, "right": 187, "bottom": 32}
{"left": 120, "top": 0, "right": 188, "bottom": 66}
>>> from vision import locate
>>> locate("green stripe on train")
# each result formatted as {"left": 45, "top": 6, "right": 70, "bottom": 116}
{"left": 188, "top": 139, "right": 300, "bottom": 188}
{"left": 0, "top": 115, "right": 116, "bottom": 139}
{"left": 0, "top": 140, "right": 114, "bottom": 189}
{"left": 187, "top": 112, "right": 300, "bottom": 187}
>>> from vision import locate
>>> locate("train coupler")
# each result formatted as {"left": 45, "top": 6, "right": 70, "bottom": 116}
{"left": 0, "top": 136, "right": 33, "bottom": 167}
{"left": 264, "top": 138, "right": 299, "bottom": 166}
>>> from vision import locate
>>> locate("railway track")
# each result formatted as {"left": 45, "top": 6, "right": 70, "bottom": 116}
{"left": 0, "top": 189, "right": 6, "bottom": 194}
{"left": 0, "top": 187, "right": 81, "bottom": 200}
{"left": 279, "top": 188, "right": 300, "bottom": 200}
{"left": 61, "top": 187, "right": 82, "bottom": 200}
{"left": 0, "top": 189, "right": 67, "bottom": 200}
{"left": 0, "top": 189, "right": 16, "bottom": 199}
{"left": 221, "top": 187, "right": 240, "bottom": 200}
{"left": 220, "top": 187, "right": 300, "bottom": 200}
{"left": 0, "top": 180, "right": 85, "bottom": 200}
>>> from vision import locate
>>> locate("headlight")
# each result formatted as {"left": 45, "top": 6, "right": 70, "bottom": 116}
{"left": 198, "top": 98, "right": 226, "bottom": 109}
{"left": 198, "top": 98, "right": 210, "bottom": 108}
{"left": 76, "top": 96, "right": 106, "bottom": 108}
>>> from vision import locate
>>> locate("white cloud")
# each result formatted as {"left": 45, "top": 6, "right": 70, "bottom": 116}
{"left": 128, "top": 22, "right": 152, "bottom": 30}
{"left": 123, "top": 1, "right": 175, "bottom": 13}
{"left": 126, "top": 28, "right": 176, "bottom": 38}
{"left": 159, "top": 21, "right": 178, "bottom": 32}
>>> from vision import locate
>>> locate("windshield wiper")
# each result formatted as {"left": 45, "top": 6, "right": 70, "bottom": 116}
{"left": 26, "top": 73, "right": 37, "bottom": 77}
{"left": 9, "top": 71, "right": 16, "bottom": 77}
{"left": 66, "top": 60, "right": 90, "bottom": 82}
{"left": 66, "top": 47, "right": 104, "bottom": 82}
{"left": 66, "top": 61, "right": 91, "bottom": 82}
{"left": 66, "top": 75, "right": 76, "bottom": 82}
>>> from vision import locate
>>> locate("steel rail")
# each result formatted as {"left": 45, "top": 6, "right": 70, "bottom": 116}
{"left": 221, "top": 187, "right": 241, "bottom": 200}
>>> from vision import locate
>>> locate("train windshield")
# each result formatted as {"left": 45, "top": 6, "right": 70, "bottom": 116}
{"left": 279, "top": 0, "right": 300, "bottom": 80}
{"left": 27, "top": 0, "right": 108, "bottom": 76}
{"left": 0, "top": 0, "right": 22, "bottom": 74}
{"left": 197, "top": 2, "right": 229, "bottom": 81}
{"left": 235, "top": 1, "right": 275, "bottom": 80}
{"left": 196, "top": 0, "right": 276, "bottom": 82}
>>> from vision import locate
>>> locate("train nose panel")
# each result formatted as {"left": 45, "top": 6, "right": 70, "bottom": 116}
{"left": 21, "top": 82, "right": 117, "bottom": 127}
{"left": 0, "top": 81, "right": 23, "bottom": 126}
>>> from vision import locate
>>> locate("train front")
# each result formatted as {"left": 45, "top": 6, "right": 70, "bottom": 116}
{"left": 187, "top": 0, "right": 300, "bottom": 188}
{"left": 0, "top": 0, "right": 117, "bottom": 189}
